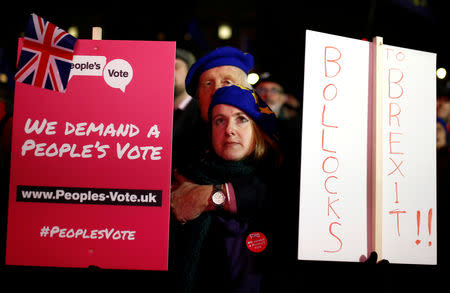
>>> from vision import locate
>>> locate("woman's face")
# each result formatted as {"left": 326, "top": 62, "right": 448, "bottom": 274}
{"left": 211, "top": 104, "right": 255, "bottom": 161}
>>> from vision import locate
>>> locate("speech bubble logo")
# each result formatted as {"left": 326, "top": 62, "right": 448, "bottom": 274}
{"left": 69, "top": 55, "right": 107, "bottom": 80}
{"left": 103, "top": 59, "right": 133, "bottom": 92}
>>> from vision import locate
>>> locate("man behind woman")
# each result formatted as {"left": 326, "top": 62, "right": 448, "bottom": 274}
{"left": 171, "top": 85, "right": 279, "bottom": 293}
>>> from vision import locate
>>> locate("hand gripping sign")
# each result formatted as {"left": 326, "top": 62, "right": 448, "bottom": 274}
{"left": 6, "top": 39, "right": 175, "bottom": 270}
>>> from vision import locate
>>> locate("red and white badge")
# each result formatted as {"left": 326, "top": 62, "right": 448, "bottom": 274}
{"left": 246, "top": 232, "right": 267, "bottom": 253}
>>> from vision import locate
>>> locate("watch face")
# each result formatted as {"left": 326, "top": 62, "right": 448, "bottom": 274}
{"left": 212, "top": 191, "right": 226, "bottom": 205}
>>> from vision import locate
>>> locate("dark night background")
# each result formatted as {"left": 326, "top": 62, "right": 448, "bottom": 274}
{"left": 0, "top": 0, "right": 446, "bottom": 287}
{"left": 1, "top": 0, "right": 449, "bottom": 96}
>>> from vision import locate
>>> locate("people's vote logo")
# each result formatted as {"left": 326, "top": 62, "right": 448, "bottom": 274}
{"left": 69, "top": 55, "right": 106, "bottom": 78}
{"left": 103, "top": 59, "right": 133, "bottom": 92}
{"left": 69, "top": 56, "right": 133, "bottom": 92}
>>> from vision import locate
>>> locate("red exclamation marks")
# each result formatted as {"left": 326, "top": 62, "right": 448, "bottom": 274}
{"left": 415, "top": 208, "right": 433, "bottom": 246}
{"left": 415, "top": 210, "right": 421, "bottom": 245}
{"left": 428, "top": 208, "right": 432, "bottom": 247}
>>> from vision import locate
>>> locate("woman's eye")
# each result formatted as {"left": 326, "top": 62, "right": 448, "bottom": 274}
{"left": 214, "top": 117, "right": 224, "bottom": 126}
{"left": 237, "top": 115, "right": 249, "bottom": 123}
{"left": 223, "top": 80, "right": 233, "bottom": 86}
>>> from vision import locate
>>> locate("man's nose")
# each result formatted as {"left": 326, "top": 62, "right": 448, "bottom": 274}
{"left": 213, "top": 82, "right": 223, "bottom": 93}
{"left": 207, "top": 82, "right": 221, "bottom": 98}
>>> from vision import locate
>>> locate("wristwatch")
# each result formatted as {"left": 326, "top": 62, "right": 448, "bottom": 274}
{"left": 211, "top": 184, "right": 226, "bottom": 209}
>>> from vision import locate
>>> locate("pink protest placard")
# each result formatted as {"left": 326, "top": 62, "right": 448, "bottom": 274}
{"left": 6, "top": 39, "right": 175, "bottom": 270}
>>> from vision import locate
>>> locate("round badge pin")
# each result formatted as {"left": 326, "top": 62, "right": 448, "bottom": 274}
{"left": 246, "top": 232, "right": 267, "bottom": 253}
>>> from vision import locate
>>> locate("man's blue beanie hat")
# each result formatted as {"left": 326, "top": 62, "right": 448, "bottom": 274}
{"left": 185, "top": 46, "right": 254, "bottom": 96}
{"left": 208, "top": 85, "right": 276, "bottom": 137}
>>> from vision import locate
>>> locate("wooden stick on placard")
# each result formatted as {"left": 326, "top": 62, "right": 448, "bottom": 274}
{"left": 371, "top": 36, "right": 384, "bottom": 261}
{"left": 92, "top": 27, "right": 103, "bottom": 40}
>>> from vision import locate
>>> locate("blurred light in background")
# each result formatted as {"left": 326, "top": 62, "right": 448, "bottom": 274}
{"left": 68, "top": 26, "right": 79, "bottom": 38}
{"left": 248, "top": 72, "right": 259, "bottom": 85}
{"left": 436, "top": 67, "right": 446, "bottom": 79}
{"left": 218, "top": 24, "right": 232, "bottom": 40}
{"left": 0, "top": 73, "right": 8, "bottom": 83}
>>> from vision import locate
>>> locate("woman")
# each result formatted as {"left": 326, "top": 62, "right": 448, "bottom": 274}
{"left": 171, "top": 85, "right": 280, "bottom": 293}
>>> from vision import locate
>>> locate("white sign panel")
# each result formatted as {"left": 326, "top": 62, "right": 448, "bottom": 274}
{"left": 298, "top": 30, "right": 369, "bottom": 262}
{"left": 381, "top": 45, "right": 437, "bottom": 264}
{"left": 298, "top": 30, "right": 437, "bottom": 265}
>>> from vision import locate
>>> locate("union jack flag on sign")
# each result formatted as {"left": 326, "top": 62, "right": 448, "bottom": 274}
{"left": 15, "top": 13, "right": 77, "bottom": 92}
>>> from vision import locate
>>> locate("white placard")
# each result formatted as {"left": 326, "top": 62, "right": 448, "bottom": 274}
{"left": 298, "top": 30, "right": 370, "bottom": 262}
{"left": 381, "top": 45, "right": 437, "bottom": 265}
{"left": 298, "top": 30, "right": 437, "bottom": 265}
